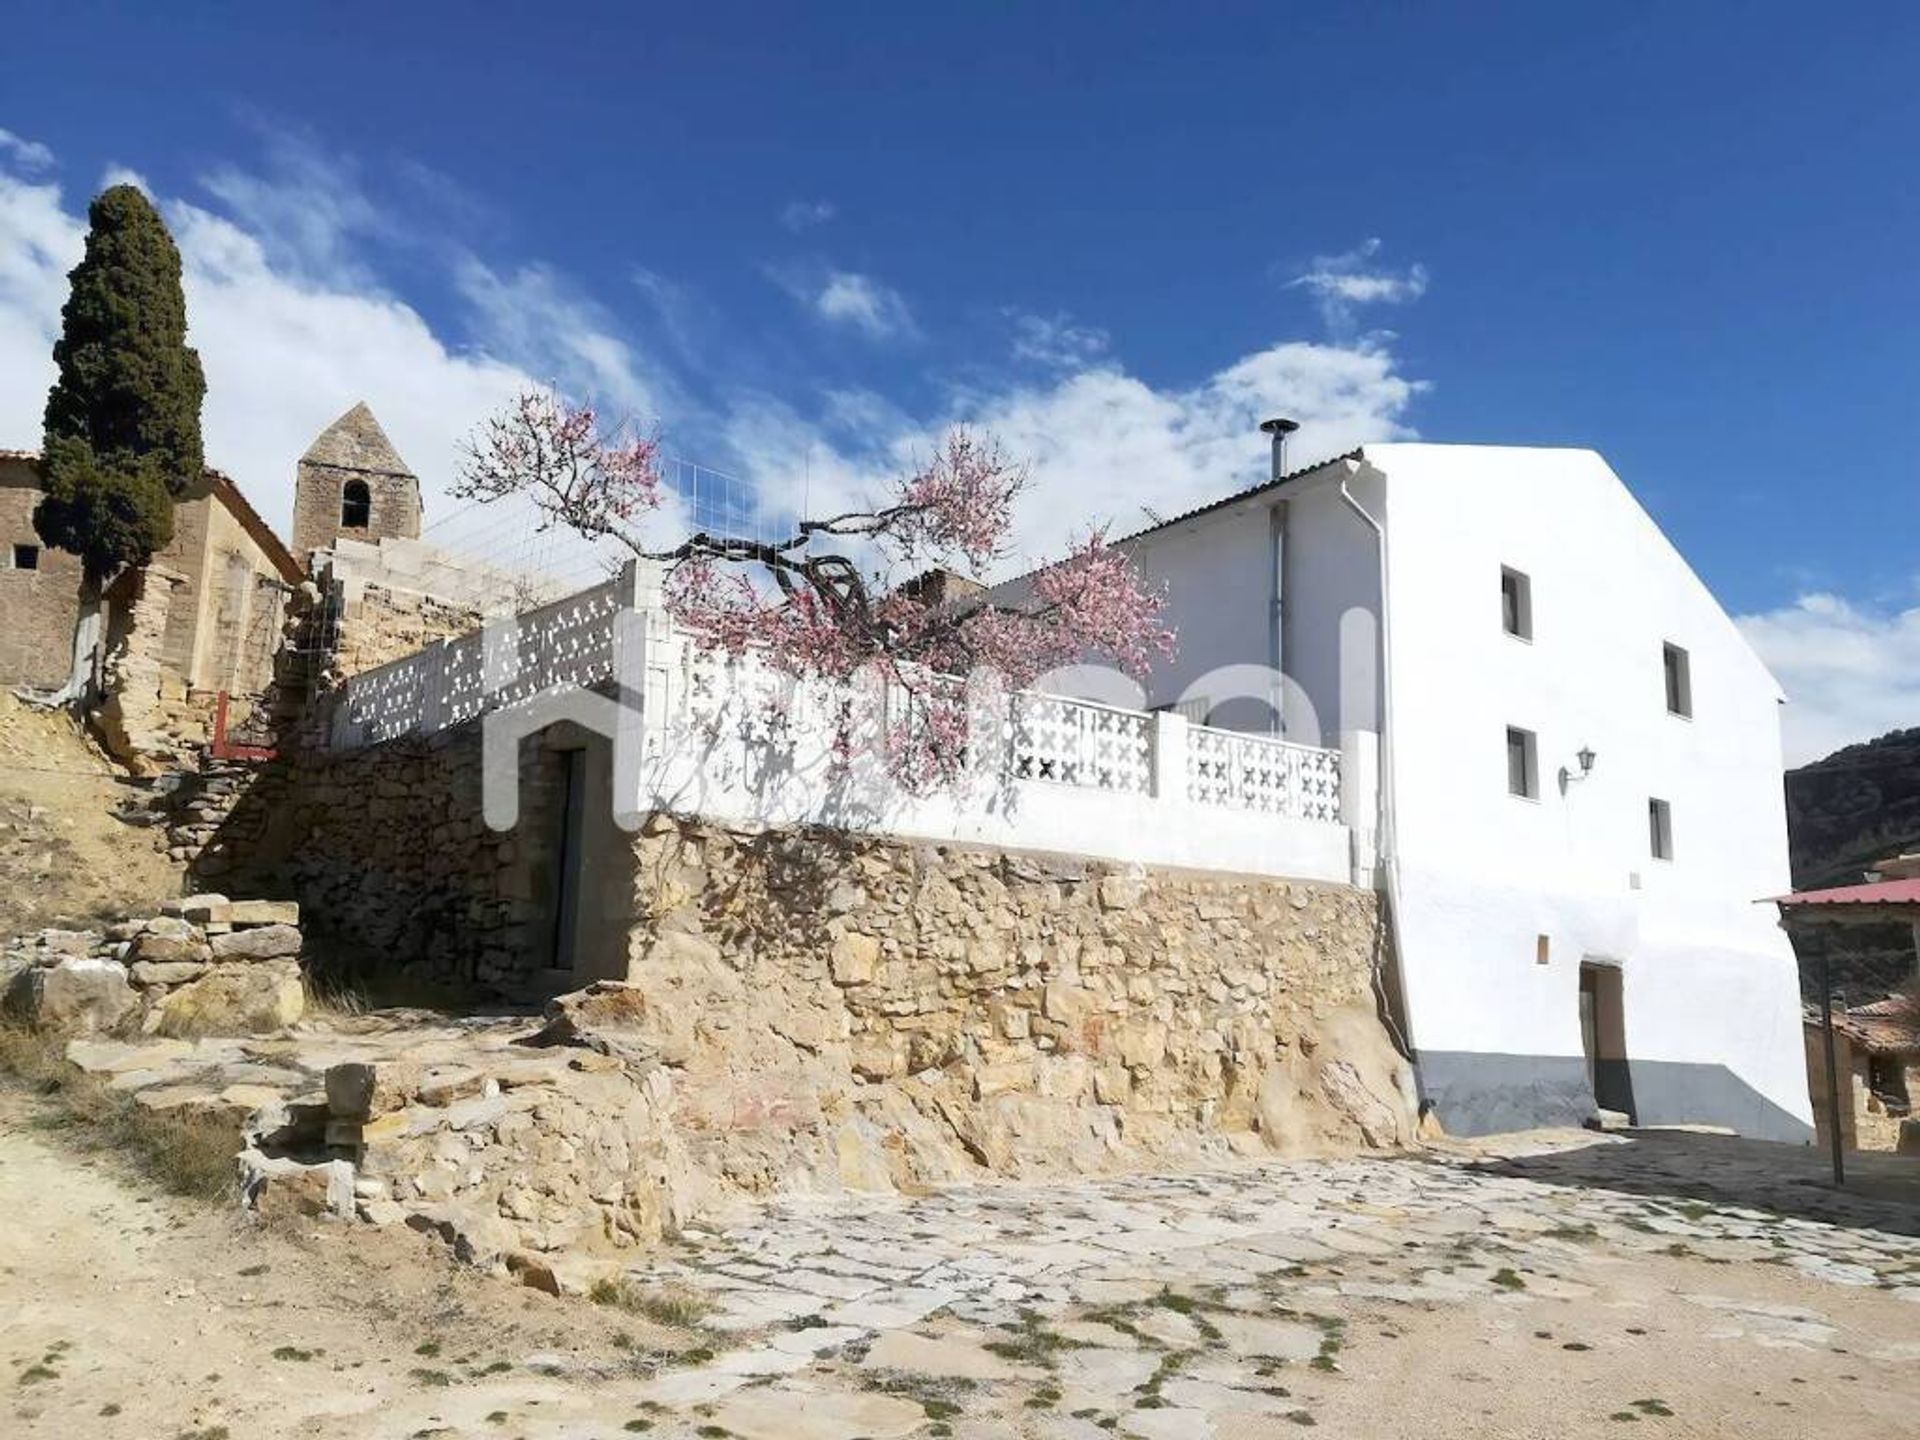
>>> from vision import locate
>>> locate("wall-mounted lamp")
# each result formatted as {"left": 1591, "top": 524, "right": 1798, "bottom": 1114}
{"left": 1558, "top": 745, "right": 1597, "bottom": 793}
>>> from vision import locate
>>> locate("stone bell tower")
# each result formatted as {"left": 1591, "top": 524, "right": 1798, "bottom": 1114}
{"left": 290, "top": 402, "right": 422, "bottom": 566}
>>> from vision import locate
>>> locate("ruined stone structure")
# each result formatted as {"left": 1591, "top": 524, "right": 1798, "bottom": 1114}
{"left": 0, "top": 453, "right": 89, "bottom": 690}
{"left": 290, "top": 403, "right": 422, "bottom": 562}
{"left": 2, "top": 450, "right": 303, "bottom": 765}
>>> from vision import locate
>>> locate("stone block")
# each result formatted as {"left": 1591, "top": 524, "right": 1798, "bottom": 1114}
{"left": 227, "top": 899, "right": 300, "bottom": 928}
{"left": 166, "top": 893, "right": 232, "bottom": 924}
{"left": 325, "top": 1060, "right": 421, "bottom": 1118}
{"left": 830, "top": 931, "right": 881, "bottom": 986}
{"left": 129, "top": 959, "right": 210, "bottom": 988}
{"left": 971, "top": 1059, "right": 1034, "bottom": 1100}
{"left": 129, "top": 933, "right": 211, "bottom": 967}
{"left": 209, "top": 924, "right": 303, "bottom": 962}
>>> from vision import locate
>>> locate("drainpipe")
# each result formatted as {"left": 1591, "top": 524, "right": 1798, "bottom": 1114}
{"left": 1339, "top": 472, "right": 1417, "bottom": 1069}
{"left": 1260, "top": 418, "right": 1298, "bottom": 738}
{"left": 1268, "top": 501, "right": 1287, "bottom": 735}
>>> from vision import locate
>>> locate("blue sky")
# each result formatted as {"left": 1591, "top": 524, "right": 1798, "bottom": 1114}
{"left": 2, "top": 3, "right": 1917, "bottom": 760}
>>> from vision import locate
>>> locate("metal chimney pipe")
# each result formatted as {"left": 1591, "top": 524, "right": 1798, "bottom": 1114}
{"left": 1260, "top": 417, "right": 1300, "bottom": 481}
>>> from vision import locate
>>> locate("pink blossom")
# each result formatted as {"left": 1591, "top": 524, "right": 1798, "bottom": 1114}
{"left": 455, "top": 392, "right": 1175, "bottom": 789}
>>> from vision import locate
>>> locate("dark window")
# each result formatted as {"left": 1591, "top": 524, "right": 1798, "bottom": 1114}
{"left": 1867, "top": 1053, "right": 1911, "bottom": 1112}
{"left": 1663, "top": 642, "right": 1692, "bottom": 717}
{"left": 1506, "top": 726, "right": 1538, "bottom": 799}
{"left": 340, "top": 479, "right": 372, "bottom": 528}
{"left": 10, "top": 544, "right": 38, "bottom": 571}
{"left": 1501, "top": 567, "right": 1532, "bottom": 640}
{"left": 1649, "top": 798, "right": 1674, "bottom": 860}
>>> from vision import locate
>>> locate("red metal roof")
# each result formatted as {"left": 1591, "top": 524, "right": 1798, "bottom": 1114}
{"left": 1772, "top": 877, "right": 1920, "bottom": 908}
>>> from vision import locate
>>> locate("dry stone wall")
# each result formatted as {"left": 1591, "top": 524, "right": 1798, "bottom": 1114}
{"left": 2, "top": 896, "right": 307, "bottom": 1038}
{"left": 225, "top": 725, "right": 572, "bottom": 998}
{"left": 614, "top": 816, "right": 1419, "bottom": 1195}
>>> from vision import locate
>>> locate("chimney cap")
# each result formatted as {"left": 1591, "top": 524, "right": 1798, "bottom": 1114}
{"left": 1259, "top": 417, "right": 1300, "bottom": 437}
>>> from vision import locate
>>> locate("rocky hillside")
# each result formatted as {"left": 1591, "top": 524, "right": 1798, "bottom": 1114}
{"left": 1785, "top": 728, "right": 1920, "bottom": 1002}
{"left": 0, "top": 691, "right": 182, "bottom": 937}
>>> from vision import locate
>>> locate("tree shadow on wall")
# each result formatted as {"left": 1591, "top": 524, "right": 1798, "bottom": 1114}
{"left": 636, "top": 814, "right": 867, "bottom": 964}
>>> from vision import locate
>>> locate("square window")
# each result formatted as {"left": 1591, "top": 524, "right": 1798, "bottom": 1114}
{"left": 1501, "top": 567, "right": 1532, "bottom": 640}
{"left": 11, "top": 543, "right": 38, "bottom": 571}
{"left": 1649, "top": 798, "right": 1674, "bottom": 860}
{"left": 1506, "top": 726, "right": 1538, "bottom": 799}
{"left": 1663, "top": 642, "right": 1692, "bottom": 717}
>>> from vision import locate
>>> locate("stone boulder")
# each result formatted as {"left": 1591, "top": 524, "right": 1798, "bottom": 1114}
{"left": 528, "top": 981, "right": 660, "bottom": 1061}
{"left": 153, "top": 960, "right": 305, "bottom": 1037}
{"left": 209, "top": 924, "right": 303, "bottom": 962}
{"left": 6, "top": 958, "right": 137, "bottom": 1035}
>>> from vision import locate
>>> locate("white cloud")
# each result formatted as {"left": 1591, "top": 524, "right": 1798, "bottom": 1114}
{"left": 1009, "top": 311, "right": 1109, "bottom": 369}
{"left": 0, "top": 151, "right": 645, "bottom": 577}
{"left": 773, "top": 265, "right": 916, "bottom": 340}
{"left": 1, "top": 131, "right": 1429, "bottom": 598}
{"left": 724, "top": 336, "right": 1425, "bottom": 574}
{"left": 815, "top": 270, "right": 915, "bottom": 339}
{"left": 0, "top": 136, "right": 667, "bottom": 595}
{"left": 200, "top": 129, "right": 390, "bottom": 288}
{"left": 779, "top": 199, "right": 835, "bottom": 232}
{"left": 1738, "top": 592, "right": 1920, "bottom": 765}
{"left": 1290, "top": 237, "right": 1429, "bottom": 333}
{"left": 0, "top": 128, "right": 54, "bottom": 173}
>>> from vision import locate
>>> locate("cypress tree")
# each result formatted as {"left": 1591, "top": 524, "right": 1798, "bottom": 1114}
{"left": 35, "top": 184, "right": 206, "bottom": 581}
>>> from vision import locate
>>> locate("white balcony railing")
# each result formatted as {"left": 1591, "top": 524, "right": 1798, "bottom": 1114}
{"left": 319, "top": 563, "right": 1369, "bottom": 884}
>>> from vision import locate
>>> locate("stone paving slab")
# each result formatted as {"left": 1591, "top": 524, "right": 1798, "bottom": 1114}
{"left": 568, "top": 1131, "right": 1920, "bottom": 1436}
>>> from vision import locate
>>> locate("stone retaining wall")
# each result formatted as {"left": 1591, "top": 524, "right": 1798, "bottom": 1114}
{"left": 617, "top": 815, "right": 1418, "bottom": 1190}
{"left": 218, "top": 724, "right": 577, "bottom": 997}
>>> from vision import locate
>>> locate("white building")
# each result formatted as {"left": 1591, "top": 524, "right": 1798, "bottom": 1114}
{"left": 987, "top": 437, "right": 1811, "bottom": 1141}
{"left": 321, "top": 434, "right": 1812, "bottom": 1143}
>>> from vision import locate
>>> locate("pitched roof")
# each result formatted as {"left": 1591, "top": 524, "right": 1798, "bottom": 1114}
{"left": 984, "top": 448, "right": 1365, "bottom": 595}
{"left": 1113, "top": 449, "right": 1365, "bottom": 548}
{"left": 301, "top": 401, "right": 414, "bottom": 478}
{"left": 1809, "top": 995, "right": 1920, "bottom": 1053}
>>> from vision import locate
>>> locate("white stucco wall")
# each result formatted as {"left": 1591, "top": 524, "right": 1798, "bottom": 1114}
{"left": 982, "top": 460, "right": 1383, "bottom": 747}
{"left": 1371, "top": 443, "right": 1809, "bottom": 1136}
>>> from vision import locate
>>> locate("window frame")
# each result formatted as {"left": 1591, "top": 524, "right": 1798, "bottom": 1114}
{"left": 1662, "top": 642, "right": 1692, "bottom": 719}
{"left": 1506, "top": 725, "right": 1539, "bottom": 801}
{"left": 1500, "top": 566, "right": 1533, "bottom": 641}
{"left": 1648, "top": 797, "right": 1674, "bottom": 861}
{"left": 10, "top": 543, "right": 39, "bottom": 571}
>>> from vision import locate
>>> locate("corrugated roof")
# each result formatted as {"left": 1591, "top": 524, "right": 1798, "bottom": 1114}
{"left": 1773, "top": 877, "right": 1920, "bottom": 908}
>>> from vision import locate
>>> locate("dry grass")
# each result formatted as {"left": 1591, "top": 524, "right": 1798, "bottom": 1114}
{"left": 587, "top": 1276, "right": 716, "bottom": 1329}
{"left": 0, "top": 1022, "right": 237, "bottom": 1202}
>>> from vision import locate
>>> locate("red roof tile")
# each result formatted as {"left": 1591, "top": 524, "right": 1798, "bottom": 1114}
{"left": 1772, "top": 877, "right": 1920, "bottom": 908}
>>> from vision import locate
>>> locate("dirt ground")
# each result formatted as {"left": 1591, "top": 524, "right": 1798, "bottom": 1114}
{"left": 0, "top": 1087, "right": 699, "bottom": 1440}
{"left": 0, "top": 691, "right": 181, "bottom": 935}
{"left": 5, "top": 1079, "right": 1917, "bottom": 1440}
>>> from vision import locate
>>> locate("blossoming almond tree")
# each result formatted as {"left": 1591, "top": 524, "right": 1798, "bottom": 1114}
{"left": 454, "top": 388, "right": 1174, "bottom": 786}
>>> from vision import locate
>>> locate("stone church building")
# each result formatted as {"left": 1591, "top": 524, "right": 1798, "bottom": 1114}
{"left": 0, "top": 401, "right": 499, "bottom": 767}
